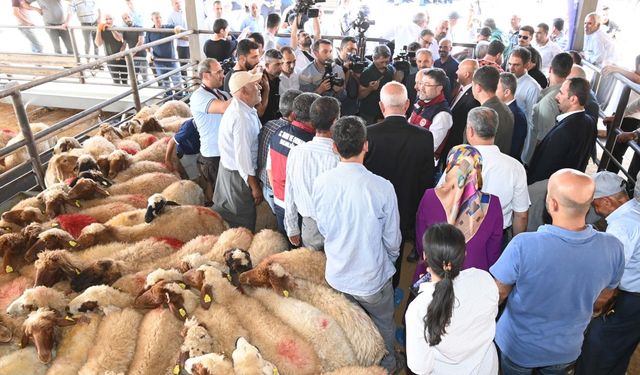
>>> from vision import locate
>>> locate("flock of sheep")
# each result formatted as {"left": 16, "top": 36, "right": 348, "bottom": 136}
{"left": 0, "top": 102, "right": 388, "bottom": 375}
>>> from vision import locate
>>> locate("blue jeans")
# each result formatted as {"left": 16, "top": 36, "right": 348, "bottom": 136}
{"left": 262, "top": 184, "right": 275, "bottom": 214}
{"left": 19, "top": 28, "right": 42, "bottom": 53}
{"left": 153, "top": 60, "right": 180, "bottom": 94}
{"left": 501, "top": 354, "right": 573, "bottom": 375}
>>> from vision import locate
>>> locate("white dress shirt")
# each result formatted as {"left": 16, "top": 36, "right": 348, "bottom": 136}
{"left": 583, "top": 29, "right": 615, "bottom": 67}
{"left": 451, "top": 83, "right": 472, "bottom": 108}
{"left": 218, "top": 98, "right": 261, "bottom": 184}
{"left": 429, "top": 112, "right": 454, "bottom": 155}
{"left": 279, "top": 72, "right": 300, "bottom": 95}
{"left": 406, "top": 268, "right": 499, "bottom": 375}
{"left": 284, "top": 136, "right": 339, "bottom": 236}
{"left": 534, "top": 40, "right": 563, "bottom": 75}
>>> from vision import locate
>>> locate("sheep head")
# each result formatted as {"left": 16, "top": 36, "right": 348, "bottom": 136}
{"left": 67, "top": 177, "right": 110, "bottom": 201}
{"left": 39, "top": 190, "right": 68, "bottom": 219}
{"left": 70, "top": 259, "right": 123, "bottom": 292}
{"left": 96, "top": 155, "right": 110, "bottom": 176}
{"left": 1, "top": 207, "right": 46, "bottom": 228}
{"left": 144, "top": 268, "right": 184, "bottom": 290}
{"left": 0, "top": 233, "right": 28, "bottom": 274}
{"left": 22, "top": 222, "right": 45, "bottom": 248}
{"left": 68, "top": 285, "right": 134, "bottom": 314}
{"left": 107, "top": 150, "right": 132, "bottom": 179}
{"left": 224, "top": 248, "right": 252, "bottom": 288}
{"left": 140, "top": 117, "right": 163, "bottom": 133}
{"left": 34, "top": 250, "right": 82, "bottom": 287}
{"left": 53, "top": 137, "right": 81, "bottom": 155}
{"left": 178, "top": 317, "right": 213, "bottom": 373}
{"left": 186, "top": 353, "right": 234, "bottom": 375}
{"left": 238, "top": 262, "right": 271, "bottom": 289}
{"left": 266, "top": 263, "right": 296, "bottom": 297}
{"left": 232, "top": 336, "right": 278, "bottom": 375}
{"left": 75, "top": 223, "right": 115, "bottom": 249}
{"left": 48, "top": 154, "right": 79, "bottom": 186}
{"left": 6, "top": 286, "right": 68, "bottom": 317}
{"left": 98, "top": 124, "right": 124, "bottom": 143}
{"left": 21, "top": 308, "right": 78, "bottom": 363}
{"left": 134, "top": 281, "right": 191, "bottom": 321}
{"left": 144, "top": 194, "right": 179, "bottom": 223}
{"left": 24, "top": 228, "right": 77, "bottom": 263}
{"left": 75, "top": 154, "right": 98, "bottom": 174}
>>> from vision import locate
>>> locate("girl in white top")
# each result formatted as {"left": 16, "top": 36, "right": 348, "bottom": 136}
{"left": 405, "top": 223, "right": 499, "bottom": 375}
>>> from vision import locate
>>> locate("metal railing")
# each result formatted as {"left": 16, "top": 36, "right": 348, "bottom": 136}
{"left": 582, "top": 60, "right": 640, "bottom": 185}
{"left": 0, "top": 29, "right": 197, "bottom": 202}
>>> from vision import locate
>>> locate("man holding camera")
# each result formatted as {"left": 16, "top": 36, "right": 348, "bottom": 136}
{"left": 334, "top": 36, "right": 361, "bottom": 116}
{"left": 358, "top": 45, "right": 398, "bottom": 125}
{"left": 299, "top": 39, "right": 347, "bottom": 101}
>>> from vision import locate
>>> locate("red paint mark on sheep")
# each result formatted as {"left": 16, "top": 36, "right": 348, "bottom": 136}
{"left": 276, "top": 338, "right": 307, "bottom": 368}
{"left": 56, "top": 214, "right": 98, "bottom": 238}
{"left": 119, "top": 146, "right": 138, "bottom": 155}
{"left": 320, "top": 319, "right": 329, "bottom": 330}
{"left": 155, "top": 237, "right": 184, "bottom": 249}
{"left": 194, "top": 206, "right": 221, "bottom": 218}
{"left": 145, "top": 135, "right": 158, "bottom": 147}
{"left": 0, "top": 276, "right": 31, "bottom": 310}
{"left": 126, "top": 195, "right": 147, "bottom": 208}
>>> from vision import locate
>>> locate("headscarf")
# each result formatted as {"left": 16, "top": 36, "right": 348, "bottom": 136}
{"left": 436, "top": 145, "right": 490, "bottom": 242}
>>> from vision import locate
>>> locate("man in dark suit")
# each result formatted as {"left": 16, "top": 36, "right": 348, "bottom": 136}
{"left": 497, "top": 72, "right": 528, "bottom": 161}
{"left": 527, "top": 77, "right": 597, "bottom": 184}
{"left": 438, "top": 58, "right": 480, "bottom": 171}
{"left": 364, "top": 81, "right": 435, "bottom": 287}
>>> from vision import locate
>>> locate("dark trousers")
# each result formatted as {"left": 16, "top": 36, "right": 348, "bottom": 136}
{"left": 575, "top": 291, "right": 640, "bottom": 375}
{"left": 274, "top": 204, "right": 286, "bottom": 236}
{"left": 606, "top": 118, "right": 640, "bottom": 185}
{"left": 107, "top": 59, "right": 128, "bottom": 85}
{"left": 177, "top": 46, "right": 190, "bottom": 79}
{"left": 45, "top": 26, "right": 73, "bottom": 54}
{"left": 197, "top": 155, "right": 220, "bottom": 194}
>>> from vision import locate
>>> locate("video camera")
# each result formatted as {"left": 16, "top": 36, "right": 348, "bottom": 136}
{"left": 350, "top": 8, "right": 375, "bottom": 35}
{"left": 220, "top": 57, "right": 236, "bottom": 74}
{"left": 392, "top": 46, "right": 415, "bottom": 74}
{"left": 346, "top": 53, "right": 369, "bottom": 74}
{"left": 293, "top": 0, "right": 325, "bottom": 18}
{"left": 323, "top": 61, "right": 344, "bottom": 88}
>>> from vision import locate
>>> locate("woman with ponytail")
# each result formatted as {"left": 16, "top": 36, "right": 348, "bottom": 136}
{"left": 405, "top": 223, "right": 499, "bottom": 374}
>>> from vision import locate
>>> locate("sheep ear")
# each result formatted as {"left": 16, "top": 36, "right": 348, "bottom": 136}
{"left": 168, "top": 299, "right": 188, "bottom": 321}
{"left": 133, "top": 288, "right": 165, "bottom": 309}
{"left": 267, "top": 268, "right": 291, "bottom": 297}
{"left": 24, "top": 239, "right": 46, "bottom": 263}
{"left": 68, "top": 177, "right": 80, "bottom": 188}
{"left": 20, "top": 329, "right": 29, "bottom": 348}
{"left": 0, "top": 323, "right": 12, "bottom": 343}
{"left": 178, "top": 351, "right": 190, "bottom": 372}
{"left": 182, "top": 269, "right": 204, "bottom": 289}
{"left": 166, "top": 201, "right": 180, "bottom": 207}
{"left": 54, "top": 315, "right": 78, "bottom": 327}
{"left": 200, "top": 284, "right": 213, "bottom": 310}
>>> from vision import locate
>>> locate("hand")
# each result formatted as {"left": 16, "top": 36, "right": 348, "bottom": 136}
{"left": 289, "top": 235, "right": 301, "bottom": 247}
{"left": 164, "top": 159, "right": 175, "bottom": 172}
{"left": 602, "top": 116, "right": 615, "bottom": 125}
{"left": 368, "top": 80, "right": 380, "bottom": 90}
{"left": 617, "top": 131, "right": 638, "bottom": 143}
{"left": 260, "top": 74, "right": 270, "bottom": 91}
{"left": 174, "top": 26, "right": 183, "bottom": 34}
{"left": 251, "top": 186, "right": 263, "bottom": 206}
{"left": 97, "top": 23, "right": 107, "bottom": 32}
{"left": 317, "top": 79, "right": 331, "bottom": 93}
{"left": 62, "top": 22, "right": 68, "bottom": 30}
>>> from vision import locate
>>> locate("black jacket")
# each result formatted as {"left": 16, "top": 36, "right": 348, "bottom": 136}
{"left": 364, "top": 115, "right": 435, "bottom": 236}
{"left": 438, "top": 87, "right": 479, "bottom": 169}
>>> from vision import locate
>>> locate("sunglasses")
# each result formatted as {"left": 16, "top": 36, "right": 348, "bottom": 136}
{"left": 518, "top": 35, "right": 530, "bottom": 40}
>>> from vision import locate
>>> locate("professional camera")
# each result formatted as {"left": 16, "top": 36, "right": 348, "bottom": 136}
{"left": 220, "top": 57, "right": 236, "bottom": 74}
{"left": 392, "top": 46, "right": 415, "bottom": 74}
{"left": 346, "top": 53, "right": 369, "bottom": 74}
{"left": 350, "top": 7, "right": 375, "bottom": 34}
{"left": 323, "top": 61, "right": 344, "bottom": 88}
{"left": 294, "top": 0, "right": 325, "bottom": 18}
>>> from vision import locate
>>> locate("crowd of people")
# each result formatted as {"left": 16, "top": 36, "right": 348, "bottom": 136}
{"left": 11, "top": 0, "right": 640, "bottom": 374}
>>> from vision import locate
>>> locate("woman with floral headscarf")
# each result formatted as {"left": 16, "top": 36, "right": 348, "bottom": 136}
{"left": 413, "top": 145, "right": 503, "bottom": 284}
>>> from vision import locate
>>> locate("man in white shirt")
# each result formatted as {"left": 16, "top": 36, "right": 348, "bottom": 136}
{"left": 465, "top": 107, "right": 530, "bottom": 241}
{"left": 204, "top": 0, "right": 224, "bottom": 31}
{"left": 213, "top": 71, "right": 264, "bottom": 231}
{"left": 583, "top": 12, "right": 615, "bottom": 67}
{"left": 167, "top": 0, "right": 189, "bottom": 81}
{"left": 279, "top": 46, "right": 299, "bottom": 95}
{"left": 534, "top": 23, "right": 562, "bottom": 75}
{"left": 65, "top": 0, "right": 100, "bottom": 57}
{"left": 284, "top": 96, "right": 341, "bottom": 250}
{"left": 390, "top": 11, "right": 428, "bottom": 51}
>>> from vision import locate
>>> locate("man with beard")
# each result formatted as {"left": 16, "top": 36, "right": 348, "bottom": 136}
{"left": 260, "top": 49, "right": 283, "bottom": 124}
{"left": 279, "top": 46, "right": 299, "bottom": 94}
{"left": 120, "top": 12, "right": 148, "bottom": 82}
{"left": 291, "top": 15, "right": 317, "bottom": 73}
{"left": 95, "top": 14, "right": 125, "bottom": 84}
{"left": 434, "top": 39, "right": 459, "bottom": 91}
{"left": 358, "top": 45, "right": 397, "bottom": 124}
{"left": 223, "top": 38, "right": 269, "bottom": 117}
{"left": 299, "top": 39, "right": 346, "bottom": 100}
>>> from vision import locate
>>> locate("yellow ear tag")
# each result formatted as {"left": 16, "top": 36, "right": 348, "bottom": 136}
{"left": 179, "top": 308, "right": 186, "bottom": 317}
{"left": 178, "top": 282, "right": 186, "bottom": 289}
{"left": 75, "top": 268, "right": 81, "bottom": 275}
{"left": 68, "top": 240, "right": 77, "bottom": 247}
{"left": 74, "top": 200, "right": 81, "bottom": 208}
{"left": 204, "top": 294, "right": 212, "bottom": 303}
{"left": 172, "top": 365, "right": 180, "bottom": 375}
{"left": 5, "top": 265, "right": 13, "bottom": 273}
{"left": 283, "top": 290, "right": 289, "bottom": 298}
{"left": 64, "top": 316, "right": 74, "bottom": 322}
{"left": 51, "top": 222, "right": 59, "bottom": 227}
{"left": 273, "top": 368, "right": 279, "bottom": 375}
{"left": 226, "top": 274, "right": 232, "bottom": 282}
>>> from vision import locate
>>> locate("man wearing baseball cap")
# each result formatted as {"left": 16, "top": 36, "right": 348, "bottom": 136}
{"left": 213, "top": 71, "right": 264, "bottom": 231}
{"left": 576, "top": 171, "right": 640, "bottom": 374}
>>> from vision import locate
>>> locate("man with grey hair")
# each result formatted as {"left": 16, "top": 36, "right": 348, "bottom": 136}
{"left": 388, "top": 11, "right": 429, "bottom": 51}
{"left": 365, "top": 81, "right": 434, "bottom": 286}
{"left": 465, "top": 106, "right": 530, "bottom": 242}
{"left": 257, "top": 89, "right": 302, "bottom": 213}
{"left": 496, "top": 72, "right": 527, "bottom": 160}
{"left": 406, "top": 49, "right": 434, "bottom": 110}
{"left": 583, "top": 12, "right": 615, "bottom": 67}
{"left": 190, "top": 58, "right": 232, "bottom": 202}
{"left": 359, "top": 45, "right": 398, "bottom": 124}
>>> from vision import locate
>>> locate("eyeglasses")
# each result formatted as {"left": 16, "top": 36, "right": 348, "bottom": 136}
{"left": 518, "top": 35, "right": 530, "bottom": 40}
{"left": 423, "top": 84, "right": 442, "bottom": 87}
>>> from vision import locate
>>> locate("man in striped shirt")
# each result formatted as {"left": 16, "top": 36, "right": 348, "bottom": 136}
{"left": 284, "top": 97, "right": 340, "bottom": 250}
{"left": 65, "top": 0, "right": 100, "bottom": 58}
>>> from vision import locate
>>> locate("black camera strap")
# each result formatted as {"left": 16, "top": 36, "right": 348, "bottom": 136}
{"left": 201, "top": 84, "right": 230, "bottom": 101}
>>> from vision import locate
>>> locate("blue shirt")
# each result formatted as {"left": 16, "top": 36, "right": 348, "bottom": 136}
{"left": 313, "top": 163, "right": 401, "bottom": 296}
{"left": 144, "top": 25, "right": 176, "bottom": 59}
{"left": 189, "top": 86, "right": 231, "bottom": 157}
{"left": 173, "top": 118, "right": 200, "bottom": 156}
{"left": 606, "top": 199, "right": 640, "bottom": 293}
{"left": 490, "top": 225, "right": 624, "bottom": 367}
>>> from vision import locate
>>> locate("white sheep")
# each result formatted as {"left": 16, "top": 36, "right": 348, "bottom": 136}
{"left": 107, "top": 172, "right": 180, "bottom": 197}
{"left": 232, "top": 336, "right": 278, "bottom": 375}
{"left": 106, "top": 149, "right": 171, "bottom": 181}
{"left": 52, "top": 137, "right": 82, "bottom": 155}
{"left": 4, "top": 123, "right": 57, "bottom": 170}
{"left": 0, "top": 347, "right": 48, "bottom": 375}
{"left": 6, "top": 286, "right": 68, "bottom": 317}
{"left": 45, "top": 153, "right": 79, "bottom": 188}
{"left": 133, "top": 137, "right": 179, "bottom": 165}
{"left": 247, "top": 229, "right": 288, "bottom": 265}
{"left": 249, "top": 287, "right": 357, "bottom": 371}
{"left": 155, "top": 100, "right": 191, "bottom": 120}
{"left": 46, "top": 313, "right": 102, "bottom": 375}
{"left": 68, "top": 285, "right": 135, "bottom": 314}
{"left": 81, "top": 135, "right": 116, "bottom": 160}
{"left": 185, "top": 353, "right": 234, "bottom": 375}
{"left": 161, "top": 180, "right": 205, "bottom": 206}
{"left": 177, "top": 316, "right": 215, "bottom": 373}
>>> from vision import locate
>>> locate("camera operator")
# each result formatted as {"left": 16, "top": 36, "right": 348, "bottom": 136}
{"left": 334, "top": 36, "right": 361, "bottom": 116}
{"left": 291, "top": 13, "right": 320, "bottom": 73}
{"left": 223, "top": 39, "right": 270, "bottom": 116}
{"left": 358, "top": 45, "right": 399, "bottom": 124}
{"left": 299, "top": 39, "right": 347, "bottom": 100}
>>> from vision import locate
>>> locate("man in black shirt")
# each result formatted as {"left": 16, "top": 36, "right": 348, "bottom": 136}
{"left": 121, "top": 12, "right": 148, "bottom": 82}
{"left": 223, "top": 39, "right": 261, "bottom": 92}
{"left": 334, "top": 36, "right": 361, "bottom": 116}
{"left": 95, "top": 13, "right": 126, "bottom": 84}
{"left": 260, "top": 49, "right": 283, "bottom": 124}
{"left": 358, "top": 45, "right": 397, "bottom": 124}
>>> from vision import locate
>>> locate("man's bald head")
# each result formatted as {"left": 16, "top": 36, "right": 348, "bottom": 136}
{"left": 379, "top": 81, "right": 410, "bottom": 117}
{"left": 457, "top": 59, "right": 479, "bottom": 86}
{"left": 547, "top": 169, "right": 595, "bottom": 222}
{"left": 569, "top": 64, "right": 587, "bottom": 79}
